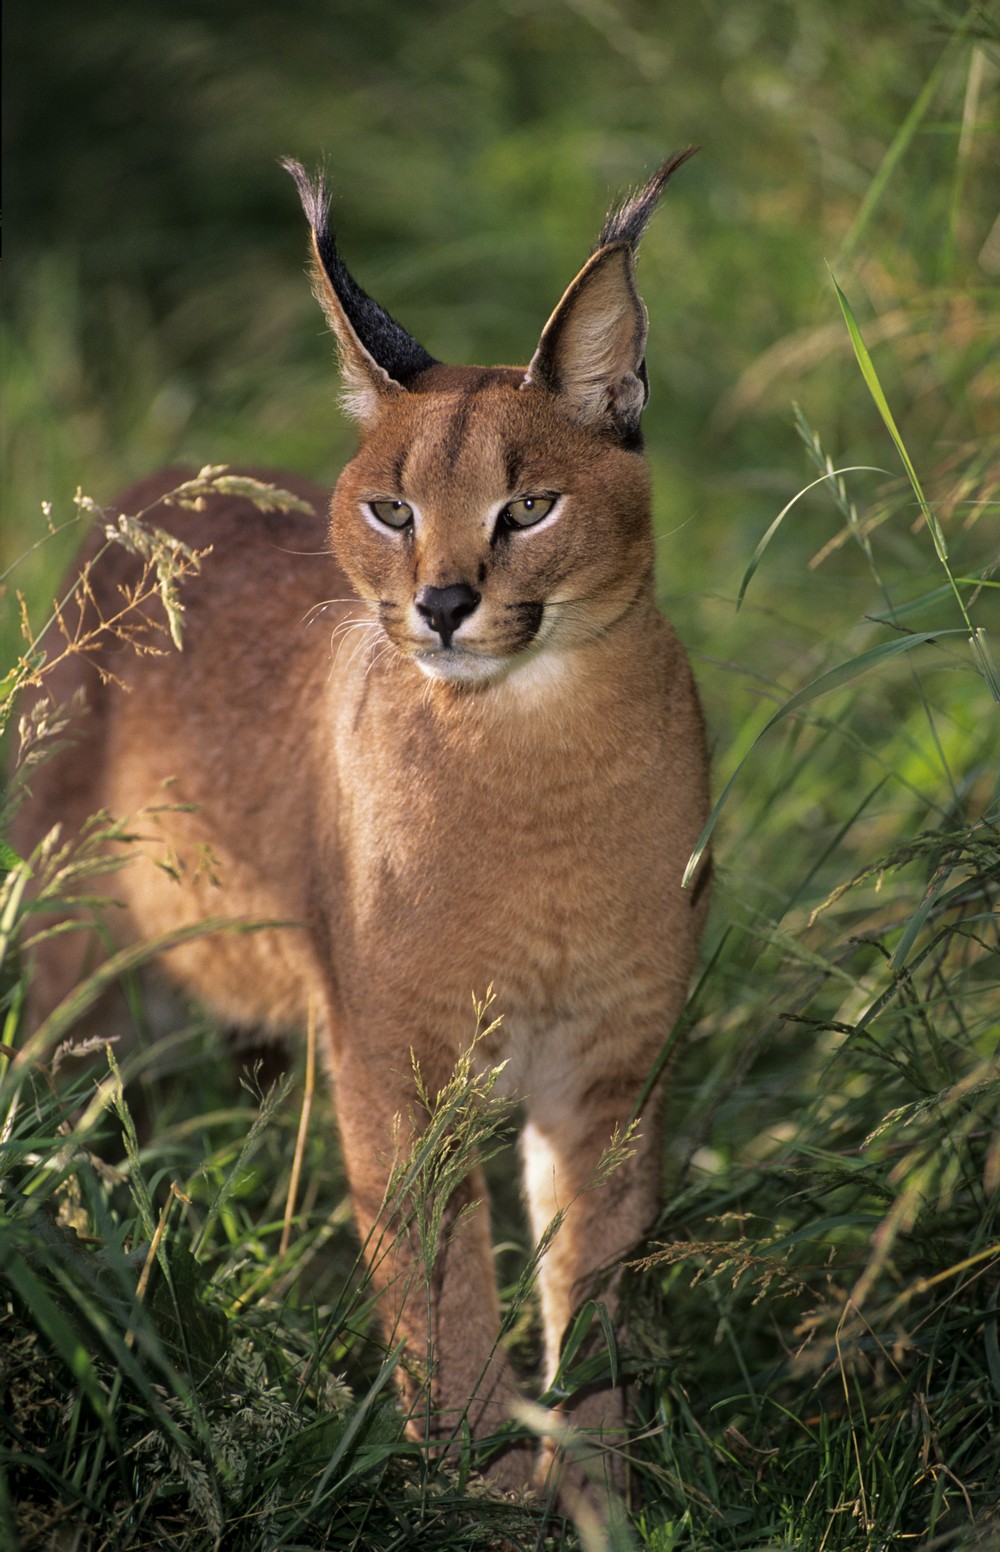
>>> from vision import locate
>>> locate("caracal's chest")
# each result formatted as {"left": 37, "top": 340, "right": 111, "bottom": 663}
{"left": 322, "top": 646, "right": 691, "bottom": 1058}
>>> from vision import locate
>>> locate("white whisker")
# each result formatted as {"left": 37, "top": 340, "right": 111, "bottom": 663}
{"left": 303, "top": 596, "right": 368, "bottom": 627}
{"left": 330, "top": 615, "right": 377, "bottom": 644}
{"left": 364, "top": 636, "right": 407, "bottom": 679}
{"left": 345, "top": 628, "right": 382, "bottom": 673}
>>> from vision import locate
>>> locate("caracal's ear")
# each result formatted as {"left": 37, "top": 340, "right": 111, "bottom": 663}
{"left": 523, "top": 148, "right": 698, "bottom": 442}
{"left": 282, "top": 158, "right": 437, "bottom": 424}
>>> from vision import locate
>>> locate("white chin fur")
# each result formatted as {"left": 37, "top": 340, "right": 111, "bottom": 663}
{"left": 414, "top": 649, "right": 509, "bottom": 684}
{"left": 413, "top": 643, "right": 570, "bottom": 695}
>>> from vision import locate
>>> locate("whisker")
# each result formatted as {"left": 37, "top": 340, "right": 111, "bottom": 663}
{"left": 327, "top": 624, "right": 377, "bottom": 683}
{"left": 365, "top": 640, "right": 403, "bottom": 679}
{"left": 345, "top": 627, "right": 382, "bottom": 673}
{"left": 303, "top": 596, "right": 372, "bottom": 626}
{"left": 329, "top": 614, "right": 377, "bottom": 642}
{"left": 326, "top": 614, "right": 382, "bottom": 673}
{"left": 329, "top": 618, "right": 376, "bottom": 650}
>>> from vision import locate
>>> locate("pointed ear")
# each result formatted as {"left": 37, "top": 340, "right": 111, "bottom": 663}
{"left": 282, "top": 159, "right": 437, "bottom": 423}
{"left": 523, "top": 149, "right": 698, "bottom": 441}
{"left": 523, "top": 243, "right": 649, "bottom": 439}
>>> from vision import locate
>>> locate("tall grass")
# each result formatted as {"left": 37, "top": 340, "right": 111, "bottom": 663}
{"left": 625, "top": 291, "right": 999, "bottom": 1546}
{"left": 3, "top": 4, "right": 999, "bottom": 1549}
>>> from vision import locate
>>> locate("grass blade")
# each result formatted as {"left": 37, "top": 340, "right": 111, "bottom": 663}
{"left": 737, "top": 466, "right": 889, "bottom": 610}
{"left": 683, "top": 628, "right": 965, "bottom": 886}
{"left": 829, "top": 272, "right": 944, "bottom": 559}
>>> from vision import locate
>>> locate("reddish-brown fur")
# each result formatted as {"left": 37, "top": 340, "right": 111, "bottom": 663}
{"left": 14, "top": 162, "right": 710, "bottom": 1506}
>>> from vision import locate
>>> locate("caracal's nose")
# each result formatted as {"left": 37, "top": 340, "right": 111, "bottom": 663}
{"left": 415, "top": 583, "right": 481, "bottom": 646}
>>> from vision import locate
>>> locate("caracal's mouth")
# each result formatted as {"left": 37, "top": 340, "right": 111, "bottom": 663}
{"left": 412, "top": 643, "right": 514, "bottom": 684}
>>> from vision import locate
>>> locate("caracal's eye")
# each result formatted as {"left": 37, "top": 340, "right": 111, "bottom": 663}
{"left": 368, "top": 499, "right": 414, "bottom": 530}
{"left": 501, "top": 495, "right": 557, "bottom": 529}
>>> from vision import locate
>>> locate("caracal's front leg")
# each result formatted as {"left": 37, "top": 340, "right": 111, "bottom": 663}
{"left": 521, "top": 1046, "right": 666, "bottom": 1500}
{"left": 327, "top": 1031, "right": 528, "bottom": 1485}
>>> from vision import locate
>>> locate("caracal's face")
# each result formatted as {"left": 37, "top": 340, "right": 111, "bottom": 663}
{"left": 329, "top": 366, "right": 655, "bottom": 687}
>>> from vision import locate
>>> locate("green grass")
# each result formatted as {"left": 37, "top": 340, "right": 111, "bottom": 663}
{"left": 3, "top": 2, "right": 999, "bottom": 1548}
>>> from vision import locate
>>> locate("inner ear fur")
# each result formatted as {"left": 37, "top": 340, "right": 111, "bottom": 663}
{"left": 524, "top": 242, "right": 649, "bottom": 438}
{"left": 524, "top": 149, "right": 698, "bottom": 439}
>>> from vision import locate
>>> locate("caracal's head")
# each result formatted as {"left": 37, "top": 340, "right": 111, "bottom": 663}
{"left": 284, "top": 155, "right": 695, "bottom": 687}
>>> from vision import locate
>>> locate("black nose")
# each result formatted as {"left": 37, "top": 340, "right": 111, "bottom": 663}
{"left": 415, "top": 583, "right": 481, "bottom": 646}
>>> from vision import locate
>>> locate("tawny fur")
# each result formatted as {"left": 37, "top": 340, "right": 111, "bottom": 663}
{"left": 14, "top": 160, "right": 710, "bottom": 1503}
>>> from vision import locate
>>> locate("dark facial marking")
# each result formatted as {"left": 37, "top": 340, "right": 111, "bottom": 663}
{"left": 441, "top": 371, "right": 493, "bottom": 469}
{"left": 391, "top": 443, "right": 411, "bottom": 492}
{"left": 502, "top": 599, "right": 545, "bottom": 649}
{"left": 504, "top": 444, "right": 525, "bottom": 493}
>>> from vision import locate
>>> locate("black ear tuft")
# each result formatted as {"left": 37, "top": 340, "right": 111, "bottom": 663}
{"left": 281, "top": 158, "right": 438, "bottom": 386}
{"left": 594, "top": 146, "right": 699, "bottom": 254}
